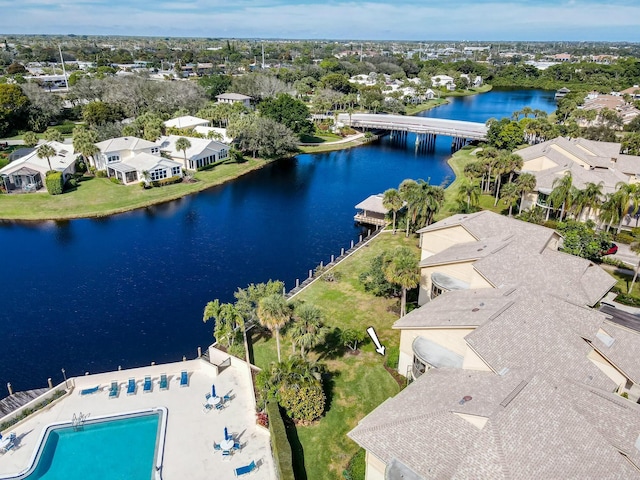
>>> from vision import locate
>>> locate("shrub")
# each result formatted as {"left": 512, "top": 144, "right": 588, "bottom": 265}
{"left": 64, "top": 178, "right": 78, "bottom": 191}
{"left": 256, "top": 411, "right": 269, "bottom": 428}
{"left": 615, "top": 232, "right": 635, "bottom": 244}
{"left": 266, "top": 402, "right": 295, "bottom": 480}
{"left": 384, "top": 345, "right": 400, "bottom": 369}
{"left": 197, "top": 162, "right": 218, "bottom": 172}
{"left": 614, "top": 292, "right": 640, "bottom": 308}
{"left": 227, "top": 342, "right": 245, "bottom": 360}
{"left": 45, "top": 171, "right": 63, "bottom": 195}
{"left": 150, "top": 176, "right": 183, "bottom": 188}
{"left": 109, "top": 177, "right": 121, "bottom": 185}
{"left": 279, "top": 383, "right": 325, "bottom": 423}
{"left": 343, "top": 449, "right": 366, "bottom": 480}
{"left": 95, "top": 170, "right": 107, "bottom": 178}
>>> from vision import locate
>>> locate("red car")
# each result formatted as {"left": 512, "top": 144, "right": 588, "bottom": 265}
{"left": 601, "top": 243, "right": 618, "bottom": 256}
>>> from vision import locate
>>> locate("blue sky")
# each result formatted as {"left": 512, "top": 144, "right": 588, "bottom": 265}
{"left": 2, "top": 0, "right": 640, "bottom": 41}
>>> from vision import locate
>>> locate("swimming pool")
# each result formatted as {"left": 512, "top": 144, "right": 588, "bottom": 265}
{"left": 1, "top": 409, "right": 166, "bottom": 480}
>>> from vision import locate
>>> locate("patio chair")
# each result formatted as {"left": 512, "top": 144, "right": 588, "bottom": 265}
{"left": 222, "top": 450, "right": 232, "bottom": 457}
{"left": 205, "top": 392, "right": 212, "bottom": 400}
{"left": 234, "top": 461, "right": 257, "bottom": 477}
{"left": 233, "top": 441, "right": 241, "bottom": 451}
{"left": 180, "top": 371, "right": 188, "bottom": 387}
{"left": 108, "top": 381, "right": 119, "bottom": 399}
{"left": 80, "top": 385, "right": 100, "bottom": 396}
{"left": 202, "top": 403, "right": 213, "bottom": 413}
{"left": 159, "top": 374, "right": 168, "bottom": 391}
{"left": 143, "top": 376, "right": 152, "bottom": 393}
{"left": 215, "top": 402, "right": 225, "bottom": 411}
{"left": 223, "top": 394, "right": 231, "bottom": 403}
{"left": 127, "top": 378, "right": 136, "bottom": 395}
{"left": 213, "top": 442, "right": 221, "bottom": 451}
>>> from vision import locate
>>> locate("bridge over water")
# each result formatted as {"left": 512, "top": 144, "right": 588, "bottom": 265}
{"left": 337, "top": 113, "right": 488, "bottom": 150}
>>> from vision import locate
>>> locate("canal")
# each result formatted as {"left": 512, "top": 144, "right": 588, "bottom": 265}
{"left": 0, "top": 88, "right": 556, "bottom": 390}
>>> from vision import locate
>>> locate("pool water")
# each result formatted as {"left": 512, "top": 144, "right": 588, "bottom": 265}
{"left": 27, "top": 414, "right": 160, "bottom": 480}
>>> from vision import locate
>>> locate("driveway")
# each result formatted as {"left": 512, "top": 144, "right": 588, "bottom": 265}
{"left": 611, "top": 242, "right": 640, "bottom": 267}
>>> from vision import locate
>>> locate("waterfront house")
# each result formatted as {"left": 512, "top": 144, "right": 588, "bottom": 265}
{"left": 163, "top": 115, "right": 211, "bottom": 130}
{"left": 431, "top": 74, "right": 454, "bottom": 88}
{"left": 415, "top": 210, "right": 614, "bottom": 306}
{"left": 95, "top": 136, "right": 182, "bottom": 185}
{"left": 516, "top": 137, "right": 640, "bottom": 223}
{"left": 158, "top": 135, "right": 229, "bottom": 170}
{"left": 215, "top": 93, "right": 252, "bottom": 108}
{"left": 0, "top": 141, "right": 76, "bottom": 193}
{"left": 349, "top": 367, "right": 640, "bottom": 479}
{"left": 354, "top": 194, "right": 391, "bottom": 227}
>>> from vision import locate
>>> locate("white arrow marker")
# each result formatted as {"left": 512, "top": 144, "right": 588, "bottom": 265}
{"left": 366, "top": 326, "right": 386, "bottom": 356}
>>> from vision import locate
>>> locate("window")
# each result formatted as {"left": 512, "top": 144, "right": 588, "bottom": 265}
{"left": 220, "top": 150, "right": 228, "bottom": 159}
{"left": 171, "top": 166, "right": 181, "bottom": 176}
{"left": 150, "top": 169, "right": 167, "bottom": 181}
{"left": 107, "top": 154, "right": 120, "bottom": 163}
{"left": 150, "top": 147, "right": 159, "bottom": 154}
{"left": 412, "top": 356, "right": 427, "bottom": 379}
{"left": 431, "top": 282, "right": 444, "bottom": 299}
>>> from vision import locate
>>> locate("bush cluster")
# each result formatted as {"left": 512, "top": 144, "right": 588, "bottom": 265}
{"left": 266, "top": 402, "right": 295, "bottom": 480}
{"left": 343, "top": 449, "right": 366, "bottom": 480}
{"left": 95, "top": 170, "right": 107, "bottom": 178}
{"left": 45, "top": 171, "right": 63, "bottom": 195}
{"left": 197, "top": 162, "right": 218, "bottom": 172}
{"left": 151, "top": 176, "right": 183, "bottom": 188}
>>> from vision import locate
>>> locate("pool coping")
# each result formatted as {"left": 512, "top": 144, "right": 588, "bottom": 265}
{"left": 0, "top": 407, "right": 168, "bottom": 480}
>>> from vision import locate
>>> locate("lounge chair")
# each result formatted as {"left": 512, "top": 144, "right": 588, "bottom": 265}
{"left": 80, "top": 385, "right": 100, "bottom": 396}
{"left": 234, "top": 461, "right": 257, "bottom": 477}
{"left": 180, "top": 371, "right": 188, "bottom": 387}
{"left": 127, "top": 378, "right": 136, "bottom": 395}
{"left": 108, "top": 381, "right": 119, "bottom": 399}
{"left": 159, "top": 374, "right": 168, "bottom": 391}
{"left": 143, "top": 376, "right": 152, "bottom": 393}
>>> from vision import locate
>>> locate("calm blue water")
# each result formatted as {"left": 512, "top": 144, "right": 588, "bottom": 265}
{"left": 27, "top": 414, "right": 159, "bottom": 479}
{"left": 0, "top": 89, "right": 556, "bottom": 391}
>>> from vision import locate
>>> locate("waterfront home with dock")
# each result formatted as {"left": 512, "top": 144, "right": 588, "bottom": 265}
{"left": 354, "top": 194, "right": 390, "bottom": 227}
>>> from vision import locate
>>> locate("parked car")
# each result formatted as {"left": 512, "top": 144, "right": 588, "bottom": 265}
{"left": 601, "top": 242, "right": 618, "bottom": 256}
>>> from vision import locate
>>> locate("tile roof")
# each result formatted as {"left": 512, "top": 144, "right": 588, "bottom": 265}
{"left": 95, "top": 136, "right": 157, "bottom": 153}
{"left": 158, "top": 135, "right": 227, "bottom": 158}
{"left": 349, "top": 370, "right": 640, "bottom": 479}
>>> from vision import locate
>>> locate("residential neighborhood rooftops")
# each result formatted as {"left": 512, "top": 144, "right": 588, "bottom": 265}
{"left": 216, "top": 93, "right": 251, "bottom": 101}
{"left": 0, "top": 141, "right": 76, "bottom": 175}
{"left": 349, "top": 369, "right": 640, "bottom": 479}
{"left": 158, "top": 135, "right": 228, "bottom": 158}
{"left": 163, "top": 115, "right": 210, "bottom": 129}
{"left": 96, "top": 136, "right": 158, "bottom": 153}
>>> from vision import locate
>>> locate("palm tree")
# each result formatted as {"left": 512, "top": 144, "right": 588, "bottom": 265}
{"left": 175, "top": 137, "right": 192, "bottom": 172}
{"left": 549, "top": 172, "right": 573, "bottom": 221}
{"left": 500, "top": 182, "right": 520, "bottom": 217}
{"left": 476, "top": 147, "right": 500, "bottom": 193}
{"left": 399, "top": 179, "right": 422, "bottom": 237}
{"left": 598, "top": 193, "right": 622, "bottom": 232}
{"left": 614, "top": 183, "right": 638, "bottom": 233}
{"left": 492, "top": 154, "right": 509, "bottom": 206}
{"left": 37, "top": 144, "right": 56, "bottom": 171}
{"left": 382, "top": 188, "right": 403, "bottom": 234}
{"left": 79, "top": 141, "right": 100, "bottom": 172}
{"left": 457, "top": 178, "right": 480, "bottom": 211}
{"left": 384, "top": 246, "right": 420, "bottom": 317}
{"left": 576, "top": 182, "right": 603, "bottom": 221}
{"left": 515, "top": 172, "right": 536, "bottom": 215}
{"left": 257, "top": 294, "right": 291, "bottom": 362}
{"left": 289, "top": 303, "right": 327, "bottom": 359}
{"left": 629, "top": 241, "right": 640, "bottom": 294}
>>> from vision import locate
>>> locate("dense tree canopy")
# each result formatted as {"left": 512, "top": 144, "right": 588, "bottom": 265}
{"left": 258, "top": 93, "right": 313, "bottom": 136}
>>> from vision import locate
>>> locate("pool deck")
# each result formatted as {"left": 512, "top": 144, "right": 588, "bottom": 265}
{"left": 0, "top": 352, "right": 276, "bottom": 480}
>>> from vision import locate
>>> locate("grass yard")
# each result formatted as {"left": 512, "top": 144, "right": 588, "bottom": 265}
{"left": 299, "top": 132, "right": 343, "bottom": 144}
{"left": 0, "top": 158, "right": 270, "bottom": 220}
{"left": 404, "top": 98, "right": 448, "bottom": 116}
{"left": 250, "top": 232, "right": 418, "bottom": 480}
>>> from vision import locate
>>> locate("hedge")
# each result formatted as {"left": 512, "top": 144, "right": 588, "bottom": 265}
{"left": 151, "top": 176, "right": 183, "bottom": 188}
{"left": 266, "top": 401, "right": 295, "bottom": 480}
{"left": 45, "top": 171, "right": 63, "bottom": 195}
{"left": 343, "top": 448, "right": 366, "bottom": 480}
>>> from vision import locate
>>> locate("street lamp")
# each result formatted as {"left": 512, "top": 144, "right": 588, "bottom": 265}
{"left": 61, "top": 368, "right": 68, "bottom": 388}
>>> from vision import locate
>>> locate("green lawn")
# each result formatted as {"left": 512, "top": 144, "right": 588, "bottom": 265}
{"left": 299, "top": 132, "right": 343, "bottom": 144}
{"left": 0, "top": 158, "right": 270, "bottom": 220}
{"left": 404, "top": 98, "right": 448, "bottom": 116}
{"left": 442, "top": 84, "right": 493, "bottom": 97}
{"left": 251, "top": 232, "right": 417, "bottom": 479}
